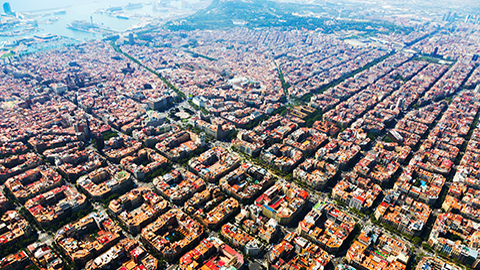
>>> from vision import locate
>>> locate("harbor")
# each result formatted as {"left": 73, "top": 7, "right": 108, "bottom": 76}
{"left": 0, "top": 0, "right": 210, "bottom": 57}
{"left": 0, "top": 0, "right": 209, "bottom": 43}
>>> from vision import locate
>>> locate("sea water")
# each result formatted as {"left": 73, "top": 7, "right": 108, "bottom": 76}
{"left": 1, "top": 0, "right": 188, "bottom": 42}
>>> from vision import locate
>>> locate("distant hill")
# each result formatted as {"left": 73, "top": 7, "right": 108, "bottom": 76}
{"left": 164, "top": 0, "right": 412, "bottom": 34}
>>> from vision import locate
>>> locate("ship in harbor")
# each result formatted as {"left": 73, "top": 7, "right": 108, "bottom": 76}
{"left": 125, "top": 3, "right": 143, "bottom": 10}
{"left": 53, "top": 10, "right": 67, "bottom": 15}
{"left": 106, "top": 6, "right": 123, "bottom": 12}
{"left": 116, "top": 14, "right": 129, "bottom": 20}
{"left": 66, "top": 20, "right": 118, "bottom": 35}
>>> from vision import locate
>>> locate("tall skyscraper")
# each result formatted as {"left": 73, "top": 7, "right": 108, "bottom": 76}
{"left": 128, "top": 33, "right": 134, "bottom": 45}
{"left": 95, "top": 133, "right": 104, "bottom": 151}
{"left": 3, "top": 2, "right": 12, "bottom": 14}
